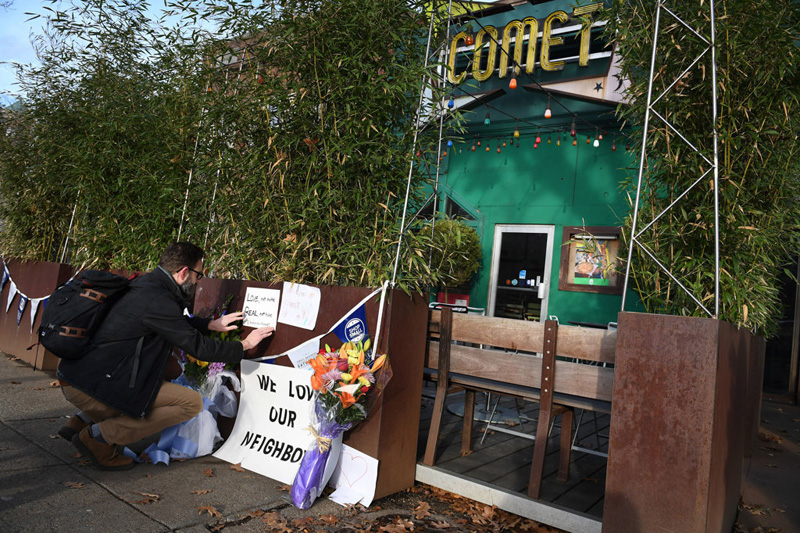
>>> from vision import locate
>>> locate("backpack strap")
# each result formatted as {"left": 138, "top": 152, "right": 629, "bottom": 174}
{"left": 128, "top": 336, "right": 145, "bottom": 389}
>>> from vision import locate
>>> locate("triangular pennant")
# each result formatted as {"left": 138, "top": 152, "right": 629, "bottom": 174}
{"left": 332, "top": 303, "right": 369, "bottom": 344}
{"left": 6, "top": 281, "right": 17, "bottom": 312}
{"left": 17, "top": 295, "right": 28, "bottom": 326}
{"left": 30, "top": 298, "right": 42, "bottom": 334}
{"left": 0, "top": 266, "right": 8, "bottom": 292}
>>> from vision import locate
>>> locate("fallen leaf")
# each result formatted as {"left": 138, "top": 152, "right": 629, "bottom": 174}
{"left": 204, "top": 468, "right": 215, "bottom": 477}
{"left": 197, "top": 505, "right": 223, "bottom": 518}
{"left": 77, "top": 459, "right": 92, "bottom": 467}
{"left": 128, "top": 492, "right": 160, "bottom": 504}
{"left": 413, "top": 501, "right": 431, "bottom": 520}
{"left": 32, "top": 387, "right": 44, "bottom": 391}
{"left": 290, "top": 517, "right": 314, "bottom": 528}
{"left": 319, "top": 514, "right": 339, "bottom": 525}
{"left": 758, "top": 432, "right": 782, "bottom": 444}
{"left": 63, "top": 481, "right": 85, "bottom": 489}
{"left": 191, "top": 489, "right": 212, "bottom": 495}
{"left": 230, "top": 463, "right": 245, "bottom": 472}
{"left": 10, "top": 381, "right": 21, "bottom": 385}
{"left": 72, "top": 452, "right": 82, "bottom": 459}
{"left": 279, "top": 484, "right": 291, "bottom": 491}
{"left": 459, "top": 449, "right": 473, "bottom": 457}
{"left": 49, "top": 380, "right": 60, "bottom": 388}
{"left": 429, "top": 520, "right": 451, "bottom": 529}
{"left": 261, "top": 511, "right": 285, "bottom": 527}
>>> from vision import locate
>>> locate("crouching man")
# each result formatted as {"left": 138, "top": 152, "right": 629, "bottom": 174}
{"left": 57, "top": 242, "right": 274, "bottom": 470}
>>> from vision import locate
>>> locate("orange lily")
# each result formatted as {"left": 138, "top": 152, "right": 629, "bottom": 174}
{"left": 370, "top": 354, "right": 387, "bottom": 372}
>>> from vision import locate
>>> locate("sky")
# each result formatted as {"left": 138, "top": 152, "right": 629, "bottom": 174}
{"left": 0, "top": 0, "right": 47, "bottom": 105}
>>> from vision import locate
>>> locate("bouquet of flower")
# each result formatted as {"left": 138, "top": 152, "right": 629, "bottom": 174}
{"left": 290, "top": 340, "right": 390, "bottom": 509}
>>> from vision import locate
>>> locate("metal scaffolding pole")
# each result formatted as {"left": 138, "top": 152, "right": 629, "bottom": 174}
{"left": 621, "top": 0, "right": 720, "bottom": 318}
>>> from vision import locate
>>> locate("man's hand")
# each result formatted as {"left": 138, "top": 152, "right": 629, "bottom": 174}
{"left": 241, "top": 326, "right": 275, "bottom": 351}
{"left": 209, "top": 311, "right": 244, "bottom": 332}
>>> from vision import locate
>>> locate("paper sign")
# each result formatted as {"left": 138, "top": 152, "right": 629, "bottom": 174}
{"left": 278, "top": 282, "right": 321, "bottom": 330}
{"left": 329, "top": 444, "right": 379, "bottom": 507}
{"left": 242, "top": 287, "right": 281, "bottom": 328}
{"left": 285, "top": 336, "right": 322, "bottom": 369}
{"left": 213, "top": 361, "right": 315, "bottom": 484}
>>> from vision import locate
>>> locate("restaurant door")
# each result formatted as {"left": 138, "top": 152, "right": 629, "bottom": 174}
{"left": 487, "top": 225, "right": 554, "bottom": 321}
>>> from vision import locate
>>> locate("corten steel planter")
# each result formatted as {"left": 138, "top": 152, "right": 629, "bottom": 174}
{"left": 194, "top": 278, "right": 428, "bottom": 500}
{"left": 0, "top": 259, "right": 74, "bottom": 370}
{"left": 603, "top": 312, "right": 765, "bottom": 533}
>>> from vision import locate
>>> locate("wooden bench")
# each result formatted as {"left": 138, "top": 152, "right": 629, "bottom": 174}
{"left": 422, "top": 307, "right": 617, "bottom": 499}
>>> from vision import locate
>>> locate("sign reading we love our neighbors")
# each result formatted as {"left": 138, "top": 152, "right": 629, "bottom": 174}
{"left": 214, "top": 361, "right": 315, "bottom": 484}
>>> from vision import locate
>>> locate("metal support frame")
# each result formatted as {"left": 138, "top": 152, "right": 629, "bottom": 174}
{"left": 621, "top": 0, "right": 720, "bottom": 317}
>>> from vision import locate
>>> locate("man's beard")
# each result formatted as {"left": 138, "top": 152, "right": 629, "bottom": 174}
{"left": 180, "top": 278, "right": 197, "bottom": 299}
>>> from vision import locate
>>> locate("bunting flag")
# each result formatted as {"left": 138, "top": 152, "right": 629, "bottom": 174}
{"left": 254, "top": 284, "right": 386, "bottom": 364}
{"left": 6, "top": 281, "right": 17, "bottom": 312}
{"left": 30, "top": 298, "right": 42, "bottom": 333}
{"left": 17, "top": 295, "right": 28, "bottom": 326}
{"left": 0, "top": 266, "right": 8, "bottom": 292}
{"left": 332, "top": 302, "right": 369, "bottom": 344}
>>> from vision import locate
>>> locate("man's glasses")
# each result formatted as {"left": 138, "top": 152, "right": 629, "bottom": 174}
{"left": 186, "top": 266, "right": 204, "bottom": 280}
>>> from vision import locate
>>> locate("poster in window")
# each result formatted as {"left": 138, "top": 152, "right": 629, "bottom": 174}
{"left": 558, "top": 226, "right": 622, "bottom": 295}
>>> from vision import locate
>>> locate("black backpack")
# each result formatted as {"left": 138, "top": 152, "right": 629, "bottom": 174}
{"left": 38, "top": 270, "right": 132, "bottom": 360}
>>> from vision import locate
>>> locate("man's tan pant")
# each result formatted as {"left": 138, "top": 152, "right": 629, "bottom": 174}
{"left": 61, "top": 382, "right": 203, "bottom": 445}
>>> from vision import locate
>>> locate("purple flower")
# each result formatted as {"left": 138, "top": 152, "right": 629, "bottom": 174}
{"left": 208, "top": 362, "right": 225, "bottom": 379}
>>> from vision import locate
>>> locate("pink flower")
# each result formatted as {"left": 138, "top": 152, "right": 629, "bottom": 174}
{"left": 321, "top": 369, "right": 342, "bottom": 382}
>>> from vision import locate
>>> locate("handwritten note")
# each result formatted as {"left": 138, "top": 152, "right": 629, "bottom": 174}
{"left": 329, "top": 445, "right": 379, "bottom": 507}
{"left": 278, "top": 282, "right": 321, "bottom": 330}
{"left": 242, "top": 287, "right": 281, "bottom": 328}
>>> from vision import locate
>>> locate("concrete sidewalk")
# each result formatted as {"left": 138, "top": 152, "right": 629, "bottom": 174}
{"left": 2, "top": 353, "right": 799, "bottom": 532}
{"left": 0, "top": 354, "right": 349, "bottom": 532}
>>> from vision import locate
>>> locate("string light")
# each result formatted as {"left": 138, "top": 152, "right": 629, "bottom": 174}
{"left": 448, "top": 97, "right": 454, "bottom": 109}
{"left": 514, "top": 121, "right": 520, "bottom": 138}
{"left": 593, "top": 129, "right": 600, "bottom": 148}
{"left": 548, "top": 134, "right": 552, "bottom": 144}
{"left": 484, "top": 112, "right": 491, "bottom": 126}
{"left": 535, "top": 127, "right": 541, "bottom": 144}
{"left": 445, "top": 4, "right": 623, "bottom": 153}
{"left": 573, "top": 138, "right": 578, "bottom": 146}
{"left": 612, "top": 134, "right": 617, "bottom": 151}
{"left": 497, "top": 142, "right": 501, "bottom": 153}
{"left": 557, "top": 132, "right": 561, "bottom": 146}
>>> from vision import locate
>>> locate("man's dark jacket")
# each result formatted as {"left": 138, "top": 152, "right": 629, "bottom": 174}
{"left": 58, "top": 267, "right": 244, "bottom": 418}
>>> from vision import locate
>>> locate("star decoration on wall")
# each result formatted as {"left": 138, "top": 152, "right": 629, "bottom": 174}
{"left": 594, "top": 82, "right": 603, "bottom": 92}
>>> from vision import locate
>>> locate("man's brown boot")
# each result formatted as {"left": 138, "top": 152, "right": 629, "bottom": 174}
{"left": 72, "top": 427, "right": 135, "bottom": 471}
{"left": 58, "top": 416, "right": 89, "bottom": 441}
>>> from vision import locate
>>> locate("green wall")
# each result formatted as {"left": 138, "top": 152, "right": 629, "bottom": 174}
{"left": 440, "top": 131, "right": 638, "bottom": 326}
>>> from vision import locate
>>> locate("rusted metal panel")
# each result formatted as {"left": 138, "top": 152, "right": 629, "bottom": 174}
{"left": 0, "top": 259, "right": 74, "bottom": 370}
{"left": 194, "top": 278, "right": 428, "bottom": 500}
{"left": 604, "top": 312, "right": 763, "bottom": 533}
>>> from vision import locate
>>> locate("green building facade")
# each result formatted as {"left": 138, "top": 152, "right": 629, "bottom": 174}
{"left": 435, "top": 0, "right": 640, "bottom": 326}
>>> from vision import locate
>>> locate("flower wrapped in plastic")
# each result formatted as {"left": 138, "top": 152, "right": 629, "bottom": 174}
{"left": 290, "top": 340, "right": 390, "bottom": 509}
